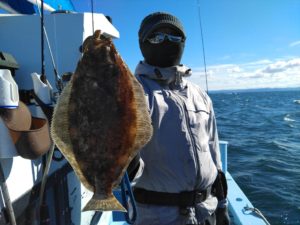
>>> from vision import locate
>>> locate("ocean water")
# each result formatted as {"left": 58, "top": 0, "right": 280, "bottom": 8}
{"left": 210, "top": 89, "right": 300, "bottom": 225}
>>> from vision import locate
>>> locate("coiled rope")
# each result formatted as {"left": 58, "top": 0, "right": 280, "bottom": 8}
{"left": 244, "top": 205, "right": 271, "bottom": 225}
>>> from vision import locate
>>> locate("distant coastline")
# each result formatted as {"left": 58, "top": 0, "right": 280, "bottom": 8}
{"left": 210, "top": 87, "right": 300, "bottom": 94}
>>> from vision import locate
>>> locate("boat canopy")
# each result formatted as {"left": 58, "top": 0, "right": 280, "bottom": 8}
{"left": 0, "top": 0, "right": 75, "bottom": 14}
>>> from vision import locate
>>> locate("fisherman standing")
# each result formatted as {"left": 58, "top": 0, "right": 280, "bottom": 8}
{"left": 129, "top": 12, "right": 230, "bottom": 225}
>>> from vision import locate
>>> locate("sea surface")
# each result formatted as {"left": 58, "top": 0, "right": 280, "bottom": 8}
{"left": 210, "top": 89, "right": 300, "bottom": 225}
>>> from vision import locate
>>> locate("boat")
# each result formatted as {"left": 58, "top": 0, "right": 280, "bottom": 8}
{"left": 0, "top": 1, "right": 271, "bottom": 224}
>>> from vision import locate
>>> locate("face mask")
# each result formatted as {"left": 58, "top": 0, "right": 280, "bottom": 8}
{"left": 140, "top": 39, "right": 185, "bottom": 67}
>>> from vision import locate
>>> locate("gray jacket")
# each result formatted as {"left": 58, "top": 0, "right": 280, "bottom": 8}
{"left": 133, "top": 61, "right": 223, "bottom": 225}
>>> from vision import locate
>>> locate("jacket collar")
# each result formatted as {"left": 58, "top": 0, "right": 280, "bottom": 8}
{"left": 134, "top": 61, "right": 192, "bottom": 89}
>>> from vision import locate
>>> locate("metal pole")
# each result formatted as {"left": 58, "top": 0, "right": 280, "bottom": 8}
{"left": 0, "top": 163, "right": 17, "bottom": 225}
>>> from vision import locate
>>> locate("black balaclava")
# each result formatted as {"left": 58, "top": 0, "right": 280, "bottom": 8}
{"left": 138, "top": 12, "right": 186, "bottom": 68}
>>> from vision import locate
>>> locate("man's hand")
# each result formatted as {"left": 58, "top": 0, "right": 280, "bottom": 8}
{"left": 216, "top": 206, "right": 230, "bottom": 225}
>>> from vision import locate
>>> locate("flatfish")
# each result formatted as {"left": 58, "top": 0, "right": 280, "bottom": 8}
{"left": 51, "top": 30, "right": 152, "bottom": 212}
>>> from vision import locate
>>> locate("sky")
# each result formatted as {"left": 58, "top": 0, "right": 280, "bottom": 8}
{"left": 73, "top": 0, "right": 300, "bottom": 91}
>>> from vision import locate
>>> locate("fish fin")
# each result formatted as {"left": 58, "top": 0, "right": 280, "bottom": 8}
{"left": 131, "top": 73, "right": 153, "bottom": 149}
{"left": 82, "top": 194, "right": 126, "bottom": 212}
{"left": 51, "top": 80, "right": 94, "bottom": 191}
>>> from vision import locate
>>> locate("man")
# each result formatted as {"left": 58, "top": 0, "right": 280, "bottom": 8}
{"left": 130, "top": 12, "right": 230, "bottom": 225}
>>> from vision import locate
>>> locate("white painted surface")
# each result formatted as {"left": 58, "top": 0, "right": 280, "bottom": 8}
{"left": 0, "top": 12, "right": 120, "bottom": 224}
{"left": 0, "top": 13, "right": 119, "bottom": 92}
{"left": 0, "top": 118, "right": 18, "bottom": 158}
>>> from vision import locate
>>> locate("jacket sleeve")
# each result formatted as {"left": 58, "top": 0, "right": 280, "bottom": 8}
{"left": 208, "top": 100, "right": 229, "bottom": 208}
{"left": 208, "top": 102, "right": 222, "bottom": 171}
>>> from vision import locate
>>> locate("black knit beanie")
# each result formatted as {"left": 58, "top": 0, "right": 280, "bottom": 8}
{"left": 138, "top": 12, "right": 186, "bottom": 42}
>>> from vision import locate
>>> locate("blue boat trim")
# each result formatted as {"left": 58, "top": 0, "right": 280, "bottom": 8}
{"left": 0, "top": 0, "right": 75, "bottom": 14}
{"left": 0, "top": 105, "right": 18, "bottom": 108}
{"left": 226, "top": 172, "right": 267, "bottom": 225}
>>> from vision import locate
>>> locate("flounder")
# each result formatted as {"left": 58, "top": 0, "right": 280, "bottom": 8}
{"left": 51, "top": 30, "right": 152, "bottom": 212}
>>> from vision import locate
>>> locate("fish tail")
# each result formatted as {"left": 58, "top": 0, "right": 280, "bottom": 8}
{"left": 82, "top": 194, "right": 126, "bottom": 212}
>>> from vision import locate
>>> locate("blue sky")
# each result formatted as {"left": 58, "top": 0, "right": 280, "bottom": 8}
{"left": 74, "top": 0, "right": 300, "bottom": 90}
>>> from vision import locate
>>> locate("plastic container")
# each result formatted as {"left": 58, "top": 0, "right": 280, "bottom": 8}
{"left": 0, "top": 69, "right": 19, "bottom": 108}
{"left": 31, "top": 72, "right": 53, "bottom": 105}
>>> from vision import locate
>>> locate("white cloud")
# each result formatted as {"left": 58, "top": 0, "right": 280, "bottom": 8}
{"left": 261, "top": 61, "right": 287, "bottom": 73}
{"left": 242, "top": 59, "right": 272, "bottom": 66}
{"left": 227, "top": 66, "right": 241, "bottom": 73}
{"left": 289, "top": 41, "right": 300, "bottom": 47}
{"left": 188, "top": 57, "right": 300, "bottom": 90}
{"left": 262, "top": 58, "right": 300, "bottom": 74}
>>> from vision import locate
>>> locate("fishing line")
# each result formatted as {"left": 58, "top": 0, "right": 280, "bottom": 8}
{"left": 196, "top": 0, "right": 209, "bottom": 93}
{"left": 40, "top": 0, "right": 46, "bottom": 84}
{"left": 91, "top": 0, "right": 95, "bottom": 33}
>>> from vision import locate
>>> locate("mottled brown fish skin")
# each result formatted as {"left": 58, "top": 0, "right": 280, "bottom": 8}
{"left": 68, "top": 31, "right": 138, "bottom": 210}
{"left": 52, "top": 30, "right": 152, "bottom": 212}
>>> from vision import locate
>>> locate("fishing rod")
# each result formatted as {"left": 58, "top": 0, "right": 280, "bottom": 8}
{"left": 37, "top": 1, "right": 57, "bottom": 224}
{"left": 197, "top": 0, "right": 209, "bottom": 94}
{"left": 40, "top": 0, "right": 46, "bottom": 84}
{"left": 36, "top": 0, "right": 63, "bottom": 93}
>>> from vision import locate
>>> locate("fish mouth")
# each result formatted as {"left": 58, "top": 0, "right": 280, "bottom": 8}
{"left": 93, "top": 30, "right": 111, "bottom": 42}
{"left": 93, "top": 30, "right": 102, "bottom": 39}
{"left": 79, "top": 31, "right": 112, "bottom": 53}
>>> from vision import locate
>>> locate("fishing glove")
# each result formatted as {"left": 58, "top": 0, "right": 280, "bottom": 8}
{"left": 216, "top": 206, "right": 230, "bottom": 225}
{"left": 212, "top": 170, "right": 228, "bottom": 200}
{"left": 212, "top": 170, "right": 230, "bottom": 225}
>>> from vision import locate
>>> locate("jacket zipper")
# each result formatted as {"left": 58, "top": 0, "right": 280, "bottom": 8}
{"left": 171, "top": 92, "right": 201, "bottom": 181}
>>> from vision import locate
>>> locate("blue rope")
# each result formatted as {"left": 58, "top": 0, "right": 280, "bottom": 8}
{"left": 120, "top": 172, "right": 137, "bottom": 224}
